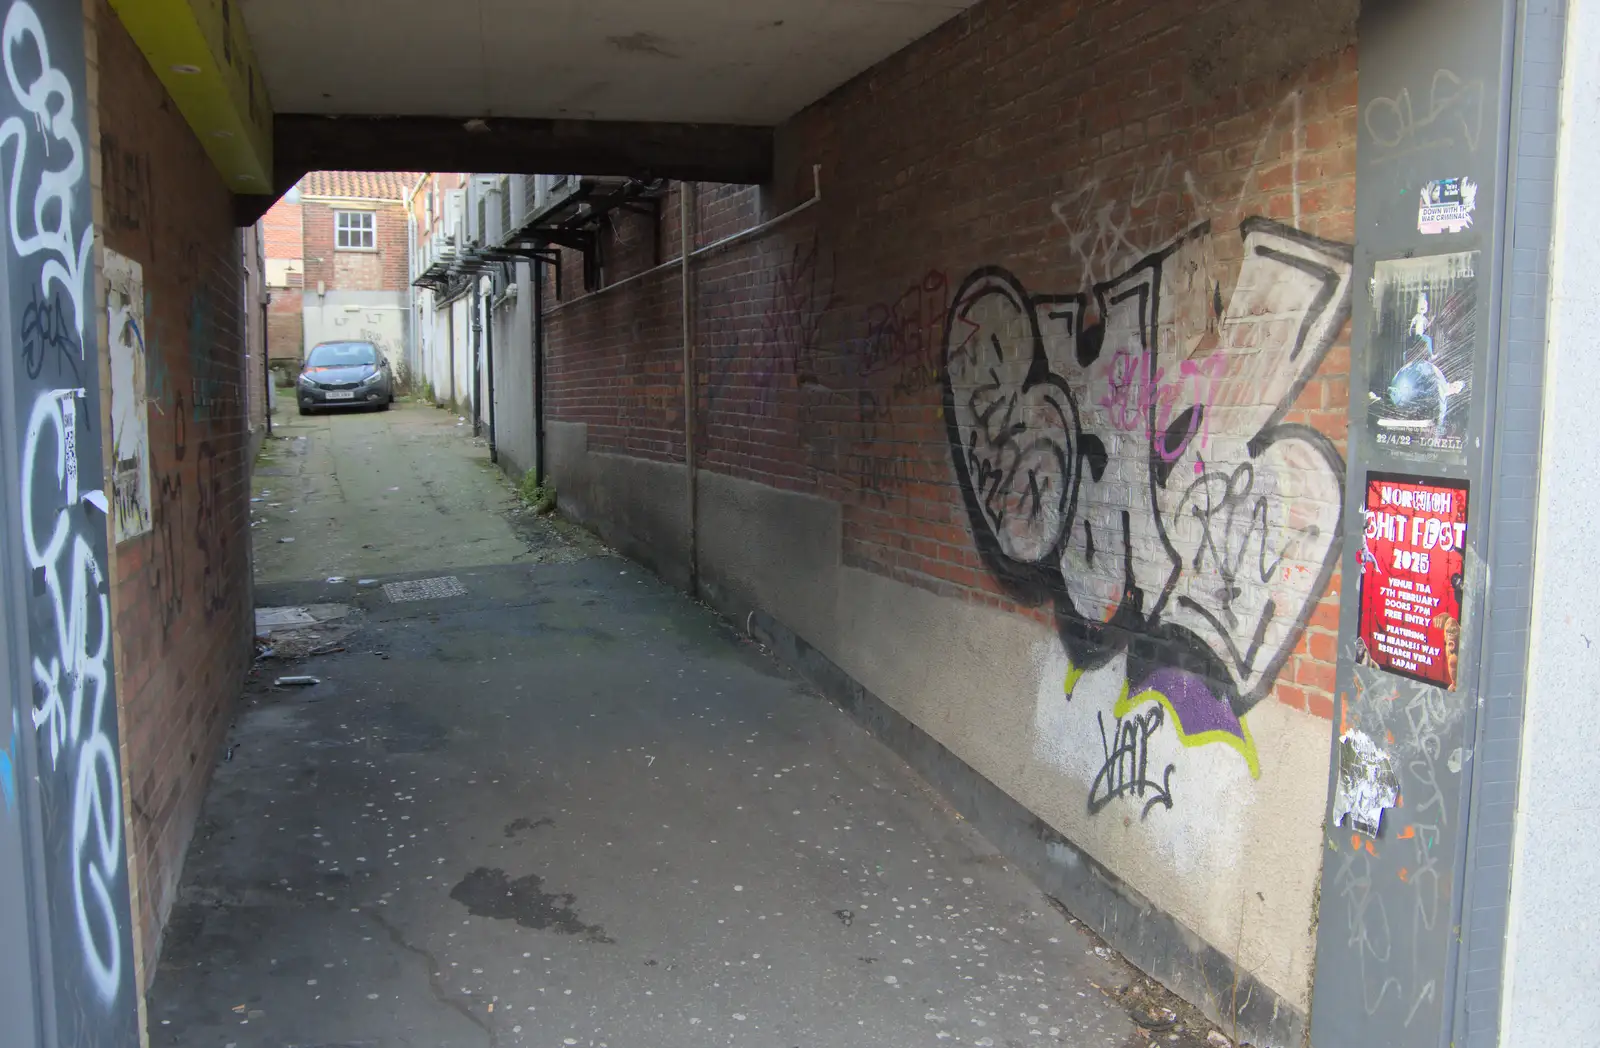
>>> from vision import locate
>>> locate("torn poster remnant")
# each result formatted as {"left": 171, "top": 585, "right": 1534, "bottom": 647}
{"left": 1332, "top": 729, "right": 1400, "bottom": 838}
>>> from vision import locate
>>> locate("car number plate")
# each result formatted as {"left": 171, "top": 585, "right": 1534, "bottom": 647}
{"left": 325, "top": 391, "right": 356, "bottom": 400}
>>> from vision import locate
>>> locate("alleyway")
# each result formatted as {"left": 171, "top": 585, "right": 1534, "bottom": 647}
{"left": 145, "top": 403, "right": 1142, "bottom": 1048}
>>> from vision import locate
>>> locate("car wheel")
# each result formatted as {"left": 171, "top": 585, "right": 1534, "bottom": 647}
{"left": 298, "top": 404, "right": 310, "bottom": 416}
{"left": 378, "top": 397, "right": 391, "bottom": 412}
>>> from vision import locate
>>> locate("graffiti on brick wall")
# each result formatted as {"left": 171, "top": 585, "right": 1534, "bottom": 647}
{"left": 705, "top": 236, "right": 835, "bottom": 416}
{"left": 1052, "top": 90, "right": 1314, "bottom": 282}
{"left": 848, "top": 269, "right": 951, "bottom": 443}
{"left": 150, "top": 468, "right": 185, "bottom": 637}
{"left": 101, "top": 132, "right": 153, "bottom": 238}
{"left": 1, "top": 7, "right": 137, "bottom": 1040}
{"left": 944, "top": 217, "right": 1353, "bottom": 787}
{"left": 107, "top": 250, "right": 153, "bottom": 541}
{"left": 189, "top": 287, "right": 233, "bottom": 424}
{"left": 195, "top": 440, "right": 232, "bottom": 621}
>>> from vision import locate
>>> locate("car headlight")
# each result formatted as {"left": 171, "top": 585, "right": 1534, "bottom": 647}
{"left": 359, "top": 370, "right": 382, "bottom": 386}
{"left": 299, "top": 374, "right": 319, "bottom": 389}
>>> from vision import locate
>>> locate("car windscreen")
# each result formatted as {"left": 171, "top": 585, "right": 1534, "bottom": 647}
{"left": 306, "top": 342, "right": 378, "bottom": 368}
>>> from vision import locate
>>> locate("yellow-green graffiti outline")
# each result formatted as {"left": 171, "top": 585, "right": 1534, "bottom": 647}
{"left": 1064, "top": 666, "right": 1262, "bottom": 780}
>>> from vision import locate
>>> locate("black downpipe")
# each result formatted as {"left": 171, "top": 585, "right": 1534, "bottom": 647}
{"left": 262, "top": 293, "right": 272, "bottom": 437}
{"left": 486, "top": 282, "right": 497, "bottom": 464}
{"left": 534, "top": 259, "right": 546, "bottom": 487}
{"left": 471, "top": 284, "right": 483, "bottom": 437}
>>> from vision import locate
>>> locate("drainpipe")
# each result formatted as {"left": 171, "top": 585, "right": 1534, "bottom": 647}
{"left": 680, "top": 181, "right": 697, "bottom": 594}
{"left": 486, "top": 281, "right": 497, "bottom": 464}
{"left": 471, "top": 283, "right": 483, "bottom": 437}
{"left": 534, "top": 258, "right": 546, "bottom": 487}
{"left": 262, "top": 292, "right": 272, "bottom": 437}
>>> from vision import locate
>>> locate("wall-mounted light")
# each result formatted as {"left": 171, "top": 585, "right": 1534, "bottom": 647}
{"left": 211, "top": 129, "right": 235, "bottom": 139}
{"left": 170, "top": 63, "right": 202, "bottom": 75}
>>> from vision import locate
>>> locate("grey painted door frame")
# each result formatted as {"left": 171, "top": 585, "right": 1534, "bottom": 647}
{"left": 1309, "top": 2, "right": 1563, "bottom": 1046}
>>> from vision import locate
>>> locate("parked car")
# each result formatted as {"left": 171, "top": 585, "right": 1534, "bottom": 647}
{"left": 297, "top": 340, "right": 395, "bottom": 414}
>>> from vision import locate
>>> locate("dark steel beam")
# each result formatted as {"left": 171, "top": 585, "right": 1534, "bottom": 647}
{"left": 234, "top": 114, "right": 774, "bottom": 225}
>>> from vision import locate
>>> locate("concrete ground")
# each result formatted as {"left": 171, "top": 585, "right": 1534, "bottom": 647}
{"left": 147, "top": 401, "right": 1143, "bottom": 1048}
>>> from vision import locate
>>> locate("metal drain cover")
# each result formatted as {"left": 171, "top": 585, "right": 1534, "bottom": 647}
{"left": 382, "top": 576, "right": 467, "bottom": 602}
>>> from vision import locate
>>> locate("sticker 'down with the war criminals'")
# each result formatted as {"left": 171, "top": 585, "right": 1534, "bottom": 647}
{"left": 1358, "top": 473, "right": 1469, "bottom": 690}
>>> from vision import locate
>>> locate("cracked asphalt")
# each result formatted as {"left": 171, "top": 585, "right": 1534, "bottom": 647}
{"left": 145, "top": 403, "right": 1139, "bottom": 1048}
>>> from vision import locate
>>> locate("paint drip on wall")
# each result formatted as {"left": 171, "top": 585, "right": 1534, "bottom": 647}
{"left": 106, "top": 249, "right": 150, "bottom": 541}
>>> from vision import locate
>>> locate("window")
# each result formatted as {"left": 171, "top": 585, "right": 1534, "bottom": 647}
{"left": 335, "top": 210, "right": 375, "bottom": 250}
{"left": 306, "top": 341, "right": 378, "bottom": 368}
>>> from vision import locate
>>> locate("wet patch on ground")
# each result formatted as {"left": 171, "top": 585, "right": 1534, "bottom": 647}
{"left": 449, "top": 867, "right": 613, "bottom": 943}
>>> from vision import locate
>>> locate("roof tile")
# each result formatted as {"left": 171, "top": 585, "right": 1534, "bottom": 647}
{"left": 299, "top": 171, "right": 423, "bottom": 201}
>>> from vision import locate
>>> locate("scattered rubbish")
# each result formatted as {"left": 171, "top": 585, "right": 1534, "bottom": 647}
{"left": 1207, "top": 1032, "right": 1233, "bottom": 1048}
{"left": 388, "top": 486, "right": 401, "bottom": 492}
{"left": 275, "top": 676, "right": 320, "bottom": 687}
{"left": 358, "top": 578, "right": 378, "bottom": 586}
{"left": 279, "top": 537, "right": 295, "bottom": 543}
{"left": 224, "top": 745, "right": 236, "bottom": 762}
{"left": 256, "top": 607, "right": 320, "bottom": 631}
{"left": 1128, "top": 1002, "right": 1177, "bottom": 1030}
{"left": 833, "top": 908, "right": 854, "bottom": 926}
{"left": 254, "top": 646, "right": 276, "bottom": 661}
{"left": 362, "top": 543, "right": 375, "bottom": 549}
{"left": 251, "top": 497, "right": 263, "bottom": 503}
{"left": 306, "top": 643, "right": 347, "bottom": 657}
{"left": 231, "top": 1004, "right": 245, "bottom": 1014}
{"left": 326, "top": 576, "right": 347, "bottom": 584}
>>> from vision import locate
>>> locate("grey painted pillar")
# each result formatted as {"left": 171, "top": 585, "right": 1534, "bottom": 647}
{"left": 1309, "top": 1, "right": 1564, "bottom": 1046}
{"left": 0, "top": 1, "right": 141, "bottom": 1046}
{"left": 1500, "top": 3, "right": 1596, "bottom": 1044}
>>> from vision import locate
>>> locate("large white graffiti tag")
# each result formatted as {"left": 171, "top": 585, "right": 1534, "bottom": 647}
{"left": 944, "top": 218, "right": 1353, "bottom": 770}
{"left": 25, "top": 389, "right": 122, "bottom": 1002}
{"left": 0, "top": 1, "right": 93, "bottom": 339}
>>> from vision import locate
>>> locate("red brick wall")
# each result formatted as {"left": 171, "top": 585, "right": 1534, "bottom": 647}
{"left": 262, "top": 198, "right": 302, "bottom": 259}
{"left": 267, "top": 287, "right": 303, "bottom": 361}
{"left": 302, "top": 201, "right": 410, "bottom": 293}
{"left": 542, "top": 0, "right": 1357, "bottom": 724}
{"left": 98, "top": 1, "right": 255, "bottom": 984}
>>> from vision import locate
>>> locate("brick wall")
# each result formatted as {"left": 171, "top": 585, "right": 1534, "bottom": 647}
{"left": 262, "top": 198, "right": 302, "bottom": 259}
{"left": 302, "top": 201, "right": 410, "bottom": 293}
{"left": 538, "top": 0, "right": 1358, "bottom": 1027}
{"left": 267, "top": 287, "right": 304, "bottom": 360}
{"left": 98, "top": 0, "right": 255, "bottom": 985}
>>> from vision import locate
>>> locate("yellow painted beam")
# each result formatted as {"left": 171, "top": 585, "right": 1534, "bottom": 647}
{"left": 108, "top": 0, "right": 272, "bottom": 193}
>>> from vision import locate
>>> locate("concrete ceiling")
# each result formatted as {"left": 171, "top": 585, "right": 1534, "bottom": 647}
{"left": 237, "top": 0, "right": 976, "bottom": 126}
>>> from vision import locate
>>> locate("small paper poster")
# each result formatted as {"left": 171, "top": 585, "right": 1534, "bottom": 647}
{"left": 1418, "top": 177, "right": 1477, "bottom": 234}
{"left": 1357, "top": 473, "right": 1468, "bottom": 689}
{"left": 1367, "top": 253, "right": 1477, "bottom": 458}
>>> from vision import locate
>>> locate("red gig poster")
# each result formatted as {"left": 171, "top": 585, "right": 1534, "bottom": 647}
{"left": 1357, "top": 473, "right": 1469, "bottom": 689}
